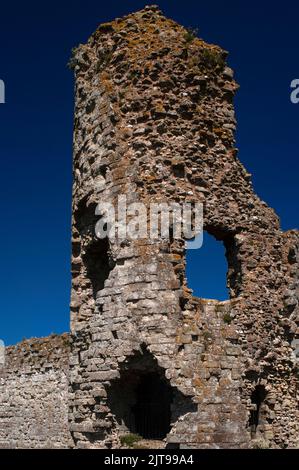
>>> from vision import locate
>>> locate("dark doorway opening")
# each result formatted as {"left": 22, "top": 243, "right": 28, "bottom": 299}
{"left": 107, "top": 347, "right": 196, "bottom": 441}
{"left": 133, "top": 372, "right": 172, "bottom": 439}
{"left": 82, "top": 238, "right": 115, "bottom": 299}
{"left": 249, "top": 385, "right": 267, "bottom": 435}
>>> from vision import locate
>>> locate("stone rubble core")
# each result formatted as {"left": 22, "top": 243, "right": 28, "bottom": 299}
{"left": 0, "top": 5, "right": 298, "bottom": 449}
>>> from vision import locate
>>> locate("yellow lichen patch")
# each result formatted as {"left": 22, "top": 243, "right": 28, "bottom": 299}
{"left": 100, "top": 70, "right": 114, "bottom": 93}
{"left": 169, "top": 254, "right": 182, "bottom": 262}
{"left": 153, "top": 99, "right": 166, "bottom": 113}
{"left": 192, "top": 377, "right": 204, "bottom": 388}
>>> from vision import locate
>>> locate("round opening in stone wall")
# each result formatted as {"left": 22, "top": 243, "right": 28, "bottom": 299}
{"left": 186, "top": 231, "right": 230, "bottom": 300}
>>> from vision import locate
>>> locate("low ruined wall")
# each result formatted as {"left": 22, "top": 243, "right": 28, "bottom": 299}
{"left": 0, "top": 334, "right": 71, "bottom": 449}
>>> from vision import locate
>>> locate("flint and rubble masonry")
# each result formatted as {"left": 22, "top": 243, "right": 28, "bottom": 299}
{"left": 0, "top": 335, "right": 71, "bottom": 448}
{"left": 0, "top": 5, "right": 298, "bottom": 449}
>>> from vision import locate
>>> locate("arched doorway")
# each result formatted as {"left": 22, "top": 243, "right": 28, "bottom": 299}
{"left": 106, "top": 347, "right": 196, "bottom": 441}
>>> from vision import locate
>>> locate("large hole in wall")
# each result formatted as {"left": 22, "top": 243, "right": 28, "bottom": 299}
{"left": 107, "top": 347, "right": 197, "bottom": 441}
{"left": 186, "top": 230, "right": 230, "bottom": 300}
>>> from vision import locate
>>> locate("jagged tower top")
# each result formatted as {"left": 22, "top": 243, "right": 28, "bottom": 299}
{"left": 71, "top": 4, "right": 232, "bottom": 82}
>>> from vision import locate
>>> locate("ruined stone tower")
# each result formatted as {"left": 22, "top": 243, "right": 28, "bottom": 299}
{"left": 0, "top": 5, "right": 298, "bottom": 450}
{"left": 68, "top": 6, "right": 299, "bottom": 449}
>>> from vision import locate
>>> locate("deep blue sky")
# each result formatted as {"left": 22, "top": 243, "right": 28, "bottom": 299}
{"left": 0, "top": 1, "right": 298, "bottom": 345}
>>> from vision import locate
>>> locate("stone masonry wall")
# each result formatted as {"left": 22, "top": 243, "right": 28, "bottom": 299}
{"left": 69, "top": 6, "right": 298, "bottom": 449}
{"left": 1, "top": 5, "right": 297, "bottom": 451}
{"left": 0, "top": 334, "right": 71, "bottom": 448}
